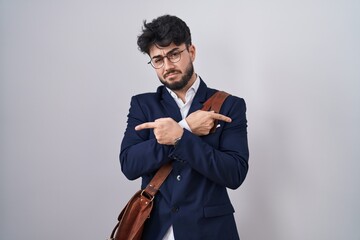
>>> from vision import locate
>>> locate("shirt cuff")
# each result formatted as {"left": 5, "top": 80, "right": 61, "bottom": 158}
{"left": 178, "top": 119, "right": 192, "bottom": 132}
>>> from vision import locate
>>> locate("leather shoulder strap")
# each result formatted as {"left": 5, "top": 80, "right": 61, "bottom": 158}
{"left": 201, "top": 91, "right": 230, "bottom": 112}
{"left": 201, "top": 91, "right": 231, "bottom": 133}
{"left": 142, "top": 162, "right": 172, "bottom": 198}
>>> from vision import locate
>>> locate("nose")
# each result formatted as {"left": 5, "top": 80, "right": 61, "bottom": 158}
{"left": 163, "top": 57, "right": 175, "bottom": 70}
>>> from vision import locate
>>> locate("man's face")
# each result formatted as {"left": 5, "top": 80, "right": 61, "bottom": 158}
{"left": 148, "top": 43, "right": 196, "bottom": 91}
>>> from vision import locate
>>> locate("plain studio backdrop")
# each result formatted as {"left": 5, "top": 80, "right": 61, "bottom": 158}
{"left": 1, "top": 1, "right": 359, "bottom": 239}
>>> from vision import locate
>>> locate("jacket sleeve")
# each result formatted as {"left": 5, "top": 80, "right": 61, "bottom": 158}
{"left": 119, "top": 95, "right": 172, "bottom": 180}
{"left": 168, "top": 96, "right": 249, "bottom": 189}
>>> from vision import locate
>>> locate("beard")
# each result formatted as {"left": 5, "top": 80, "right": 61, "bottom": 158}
{"left": 158, "top": 62, "right": 194, "bottom": 91}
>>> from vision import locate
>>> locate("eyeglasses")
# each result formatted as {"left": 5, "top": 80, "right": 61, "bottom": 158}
{"left": 148, "top": 48, "right": 187, "bottom": 69}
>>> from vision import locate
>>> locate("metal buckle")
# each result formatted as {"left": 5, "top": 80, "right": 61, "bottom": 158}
{"left": 140, "top": 190, "right": 155, "bottom": 202}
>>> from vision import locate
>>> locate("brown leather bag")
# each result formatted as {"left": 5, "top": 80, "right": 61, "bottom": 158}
{"left": 108, "top": 162, "right": 172, "bottom": 240}
{"left": 108, "top": 91, "right": 230, "bottom": 240}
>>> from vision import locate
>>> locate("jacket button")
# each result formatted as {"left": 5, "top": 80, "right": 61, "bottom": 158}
{"left": 172, "top": 207, "right": 179, "bottom": 213}
{"left": 176, "top": 175, "right": 181, "bottom": 181}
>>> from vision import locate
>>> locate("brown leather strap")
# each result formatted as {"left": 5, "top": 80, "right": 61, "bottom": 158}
{"left": 202, "top": 91, "right": 231, "bottom": 133}
{"left": 202, "top": 91, "right": 230, "bottom": 113}
{"left": 141, "top": 91, "right": 230, "bottom": 199}
{"left": 143, "top": 162, "right": 172, "bottom": 198}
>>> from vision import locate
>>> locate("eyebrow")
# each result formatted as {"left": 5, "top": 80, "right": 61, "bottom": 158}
{"left": 151, "top": 47, "right": 180, "bottom": 59}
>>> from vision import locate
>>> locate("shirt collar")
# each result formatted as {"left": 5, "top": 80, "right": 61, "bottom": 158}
{"left": 167, "top": 75, "right": 200, "bottom": 101}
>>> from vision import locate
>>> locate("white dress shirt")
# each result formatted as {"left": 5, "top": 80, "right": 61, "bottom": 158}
{"left": 162, "top": 75, "right": 200, "bottom": 240}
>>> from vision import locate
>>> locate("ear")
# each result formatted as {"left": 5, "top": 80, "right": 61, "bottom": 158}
{"left": 189, "top": 44, "right": 196, "bottom": 62}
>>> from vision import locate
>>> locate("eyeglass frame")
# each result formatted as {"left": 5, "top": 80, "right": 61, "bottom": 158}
{"left": 147, "top": 48, "right": 188, "bottom": 69}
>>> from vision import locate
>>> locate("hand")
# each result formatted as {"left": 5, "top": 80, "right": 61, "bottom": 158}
{"left": 135, "top": 118, "right": 184, "bottom": 145}
{"left": 185, "top": 110, "right": 232, "bottom": 136}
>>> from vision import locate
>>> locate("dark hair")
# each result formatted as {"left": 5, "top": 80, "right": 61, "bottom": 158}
{"left": 137, "top": 15, "right": 192, "bottom": 55}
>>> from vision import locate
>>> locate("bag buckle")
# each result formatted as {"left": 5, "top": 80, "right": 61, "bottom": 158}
{"left": 140, "top": 189, "right": 155, "bottom": 202}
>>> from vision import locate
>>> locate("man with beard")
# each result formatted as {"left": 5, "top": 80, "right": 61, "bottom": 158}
{"left": 119, "top": 15, "right": 249, "bottom": 240}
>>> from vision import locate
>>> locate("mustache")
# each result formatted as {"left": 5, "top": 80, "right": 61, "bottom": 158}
{"left": 164, "top": 70, "right": 181, "bottom": 78}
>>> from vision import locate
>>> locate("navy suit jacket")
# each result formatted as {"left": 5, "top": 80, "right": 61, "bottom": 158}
{"left": 120, "top": 79, "right": 249, "bottom": 240}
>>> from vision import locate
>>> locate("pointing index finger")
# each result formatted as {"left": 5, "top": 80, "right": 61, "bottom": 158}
{"left": 135, "top": 122, "right": 157, "bottom": 131}
{"left": 210, "top": 112, "right": 232, "bottom": 123}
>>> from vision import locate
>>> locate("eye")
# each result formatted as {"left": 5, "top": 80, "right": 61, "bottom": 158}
{"left": 168, "top": 52, "right": 180, "bottom": 59}
{"left": 153, "top": 57, "right": 163, "bottom": 64}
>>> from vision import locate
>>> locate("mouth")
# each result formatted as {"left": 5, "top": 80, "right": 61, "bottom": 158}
{"left": 164, "top": 71, "right": 181, "bottom": 79}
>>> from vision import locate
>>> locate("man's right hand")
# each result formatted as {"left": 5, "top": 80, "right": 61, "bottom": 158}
{"left": 185, "top": 110, "right": 232, "bottom": 136}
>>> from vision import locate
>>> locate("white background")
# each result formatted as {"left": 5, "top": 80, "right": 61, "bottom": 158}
{"left": 1, "top": 1, "right": 359, "bottom": 239}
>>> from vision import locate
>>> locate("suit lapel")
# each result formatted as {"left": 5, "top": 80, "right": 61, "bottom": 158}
{"left": 159, "top": 87, "right": 183, "bottom": 122}
{"left": 188, "top": 79, "right": 210, "bottom": 116}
